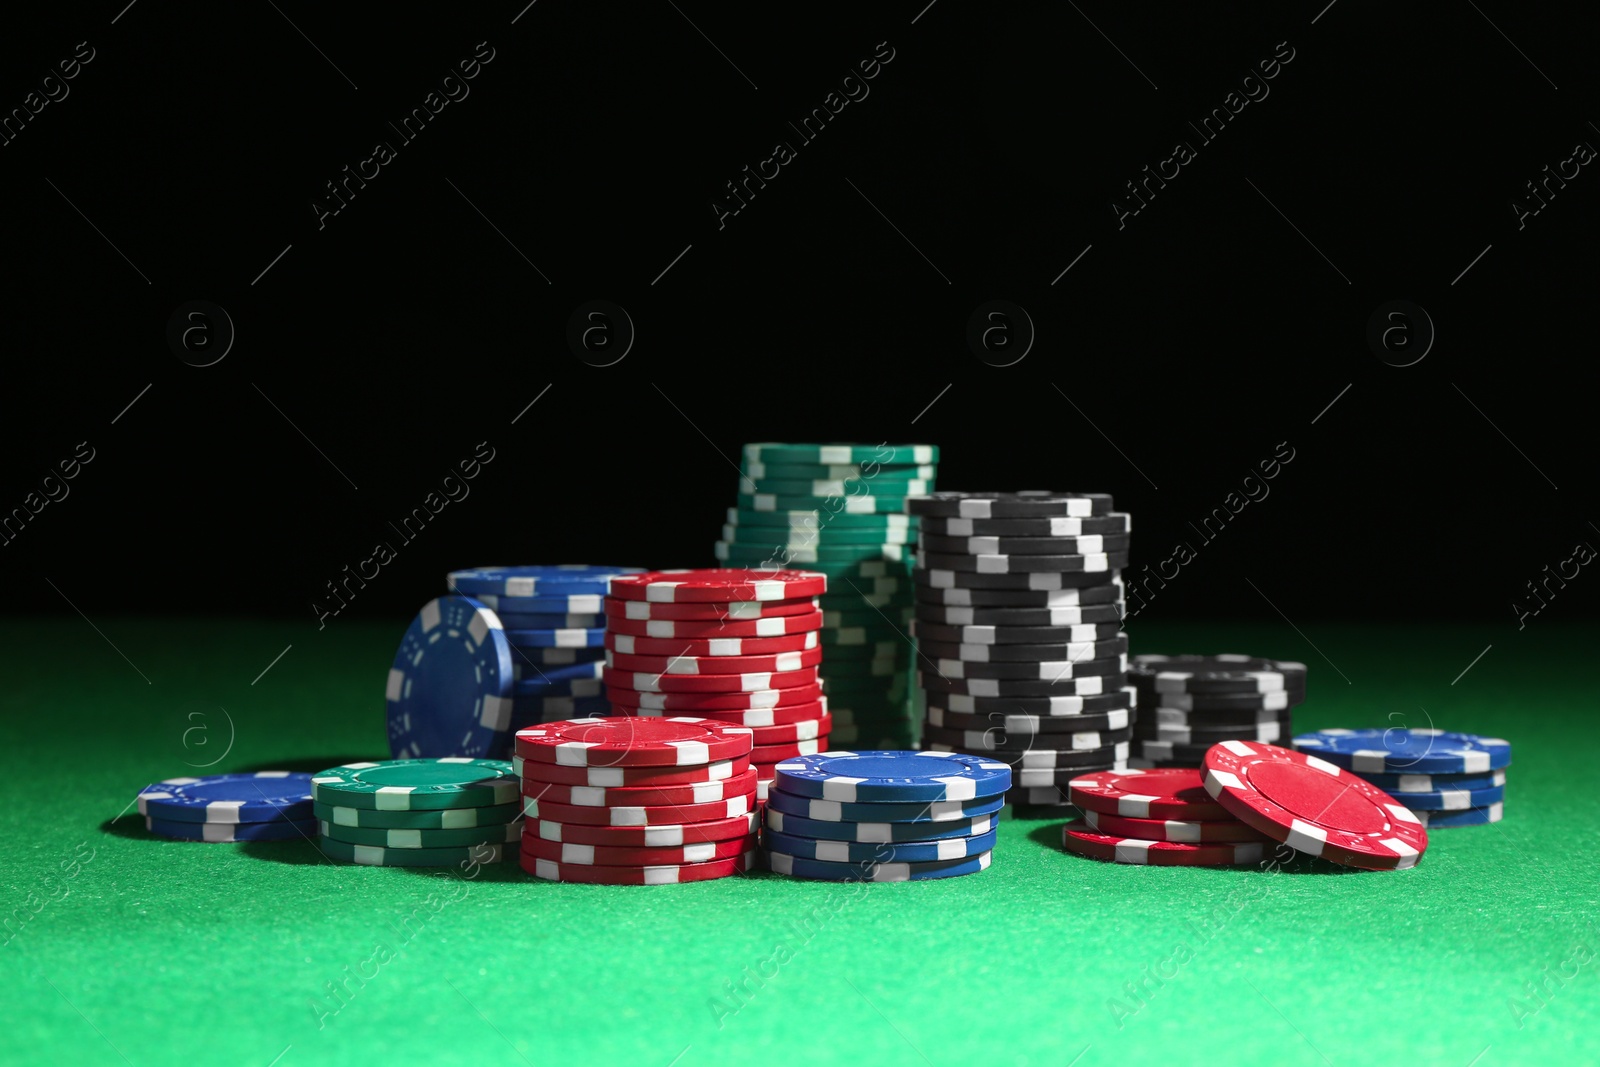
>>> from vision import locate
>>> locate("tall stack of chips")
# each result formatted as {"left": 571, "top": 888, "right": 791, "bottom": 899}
{"left": 137, "top": 771, "right": 316, "bottom": 843}
{"left": 601, "top": 568, "right": 832, "bottom": 802}
{"left": 312, "top": 758, "right": 521, "bottom": 866}
{"left": 1292, "top": 728, "right": 1510, "bottom": 829}
{"left": 906, "top": 492, "right": 1133, "bottom": 807}
{"left": 518, "top": 717, "right": 759, "bottom": 883}
{"left": 715, "top": 443, "right": 939, "bottom": 749}
{"left": 1127, "top": 655, "right": 1307, "bottom": 767}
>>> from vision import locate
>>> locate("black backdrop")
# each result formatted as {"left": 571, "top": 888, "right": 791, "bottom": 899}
{"left": 2, "top": 3, "right": 1594, "bottom": 627}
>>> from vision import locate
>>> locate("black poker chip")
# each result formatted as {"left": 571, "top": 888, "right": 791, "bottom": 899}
{"left": 918, "top": 673, "right": 1124, "bottom": 697}
{"left": 906, "top": 491, "right": 1116, "bottom": 519}
{"left": 914, "top": 581, "right": 1125, "bottom": 608}
{"left": 913, "top": 620, "right": 1124, "bottom": 645}
{"left": 1144, "top": 704, "right": 1287, "bottom": 727}
{"left": 930, "top": 686, "right": 1134, "bottom": 716}
{"left": 916, "top": 636, "right": 1129, "bottom": 663}
{"left": 916, "top": 551, "right": 1131, "bottom": 575}
{"left": 918, "top": 514, "right": 1131, "bottom": 538}
{"left": 1133, "top": 717, "right": 1292, "bottom": 745}
{"left": 919, "top": 533, "right": 1132, "bottom": 556}
{"left": 914, "top": 568, "right": 1126, "bottom": 591}
{"left": 1132, "top": 686, "right": 1302, "bottom": 711}
{"left": 1127, "top": 655, "right": 1308, "bottom": 695}
{"left": 916, "top": 654, "right": 1127, "bottom": 681}
{"left": 924, "top": 705, "right": 1134, "bottom": 734}
{"left": 934, "top": 740, "right": 1131, "bottom": 769}
{"left": 915, "top": 603, "right": 1125, "bottom": 628}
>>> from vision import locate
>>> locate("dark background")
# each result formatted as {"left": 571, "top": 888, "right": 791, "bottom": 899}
{"left": 2, "top": 2, "right": 1594, "bottom": 628}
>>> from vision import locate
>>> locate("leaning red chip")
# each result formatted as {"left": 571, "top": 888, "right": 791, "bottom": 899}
{"left": 607, "top": 568, "right": 828, "bottom": 603}
{"left": 1203, "top": 740, "right": 1428, "bottom": 871}
{"left": 523, "top": 792, "right": 753, "bottom": 826}
{"left": 521, "top": 768, "right": 759, "bottom": 807}
{"left": 1067, "top": 767, "right": 1231, "bottom": 820}
{"left": 603, "top": 611, "right": 825, "bottom": 638}
{"left": 514, "top": 717, "right": 752, "bottom": 766}
{"left": 604, "top": 646, "right": 823, "bottom": 675}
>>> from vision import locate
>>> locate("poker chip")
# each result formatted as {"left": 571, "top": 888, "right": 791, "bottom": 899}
{"left": 1015, "top": 761, "right": 1126, "bottom": 788}
{"left": 508, "top": 694, "right": 611, "bottom": 723}
{"left": 493, "top": 611, "right": 603, "bottom": 630}
{"left": 934, "top": 742, "right": 1130, "bottom": 769}
{"left": 523, "top": 793, "right": 752, "bottom": 827}
{"left": 907, "top": 491, "right": 1114, "bottom": 519}
{"left": 1377, "top": 782, "right": 1504, "bottom": 811}
{"left": 1204, "top": 741, "right": 1429, "bottom": 870}
{"left": 743, "top": 443, "right": 938, "bottom": 465}
{"left": 738, "top": 493, "right": 917, "bottom": 515}
{"left": 765, "top": 808, "right": 997, "bottom": 843}
{"left": 312, "top": 759, "right": 519, "bottom": 811}
{"left": 765, "top": 786, "right": 1005, "bottom": 824}
{"left": 136, "top": 771, "right": 314, "bottom": 824}
{"left": 1067, "top": 767, "right": 1232, "bottom": 820}
{"left": 1150, "top": 705, "right": 1281, "bottom": 727}
{"left": 605, "top": 646, "right": 823, "bottom": 675}
{"left": 144, "top": 816, "right": 314, "bottom": 843}
{"left": 606, "top": 682, "right": 823, "bottom": 711}
{"left": 521, "top": 849, "right": 758, "bottom": 883}
{"left": 613, "top": 700, "right": 830, "bottom": 728}
{"left": 919, "top": 513, "right": 1131, "bottom": 538}
{"left": 749, "top": 739, "right": 826, "bottom": 763}
{"left": 934, "top": 688, "right": 1135, "bottom": 715}
{"left": 914, "top": 620, "right": 1123, "bottom": 645}
{"left": 727, "top": 507, "right": 915, "bottom": 531}
{"left": 514, "top": 755, "right": 748, "bottom": 787}
{"left": 312, "top": 799, "right": 524, "bottom": 829}
{"left": 765, "top": 826, "right": 997, "bottom": 863}
{"left": 921, "top": 723, "right": 1133, "bottom": 752}
{"left": 1137, "top": 689, "right": 1292, "bottom": 712}
{"left": 604, "top": 631, "right": 820, "bottom": 658}
{"left": 1415, "top": 803, "right": 1503, "bottom": 828}
{"left": 1060, "top": 822, "right": 1267, "bottom": 867}
{"left": 1291, "top": 729, "right": 1511, "bottom": 774}
{"left": 607, "top": 568, "right": 828, "bottom": 603}
{"left": 322, "top": 837, "right": 507, "bottom": 867}
{"left": 386, "top": 596, "right": 515, "bottom": 761}
{"left": 446, "top": 565, "right": 642, "bottom": 598}
{"left": 915, "top": 551, "right": 1129, "bottom": 575}
{"left": 319, "top": 819, "right": 522, "bottom": 849}
{"left": 915, "top": 568, "right": 1122, "bottom": 591}
{"left": 1361, "top": 768, "right": 1506, "bottom": 794}
{"left": 916, "top": 580, "right": 1125, "bottom": 608}
{"left": 920, "top": 533, "right": 1131, "bottom": 557}
{"left": 1128, "top": 655, "right": 1308, "bottom": 694}
{"left": 742, "top": 460, "right": 936, "bottom": 482}
{"left": 919, "top": 674, "right": 1116, "bottom": 697}
{"left": 604, "top": 666, "right": 820, "bottom": 694}
{"left": 723, "top": 523, "right": 917, "bottom": 547}
{"left": 768, "top": 849, "right": 992, "bottom": 881}
{"left": 502, "top": 626, "right": 607, "bottom": 648}
{"left": 918, "top": 655, "right": 1128, "bottom": 680}
{"left": 603, "top": 610, "right": 825, "bottom": 638}
{"left": 604, "top": 596, "right": 819, "bottom": 621}
{"left": 520, "top": 831, "right": 758, "bottom": 867}
{"left": 915, "top": 636, "right": 1128, "bottom": 662}
{"left": 925, "top": 705, "right": 1131, "bottom": 734}
{"left": 514, "top": 717, "right": 752, "bottom": 767}
{"left": 522, "top": 768, "right": 760, "bottom": 807}
{"left": 1137, "top": 720, "right": 1286, "bottom": 745}
{"left": 477, "top": 592, "right": 607, "bottom": 614}
{"left": 512, "top": 654, "right": 606, "bottom": 678}
{"left": 1079, "top": 808, "right": 1270, "bottom": 843}
{"left": 529, "top": 809, "right": 759, "bottom": 847}
{"left": 774, "top": 750, "right": 1011, "bottom": 802}
{"left": 716, "top": 540, "right": 911, "bottom": 564}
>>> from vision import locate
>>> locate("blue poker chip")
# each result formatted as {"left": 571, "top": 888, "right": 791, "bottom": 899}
{"left": 765, "top": 786, "right": 1005, "bottom": 824}
{"left": 511, "top": 649, "right": 606, "bottom": 671}
{"left": 772, "top": 750, "right": 1012, "bottom": 802}
{"left": 446, "top": 565, "right": 642, "bottom": 598}
{"left": 136, "top": 772, "right": 315, "bottom": 824}
{"left": 1415, "top": 802, "right": 1504, "bottom": 829}
{"left": 1382, "top": 782, "right": 1505, "bottom": 812}
{"left": 503, "top": 627, "right": 606, "bottom": 649}
{"left": 493, "top": 612, "right": 603, "bottom": 630}
{"left": 1359, "top": 768, "right": 1506, "bottom": 793}
{"left": 145, "top": 815, "right": 316, "bottom": 842}
{"left": 1292, "top": 729, "right": 1511, "bottom": 774}
{"left": 478, "top": 592, "right": 606, "bottom": 614}
{"left": 511, "top": 660, "right": 604, "bottom": 696}
{"left": 510, "top": 694, "right": 611, "bottom": 721}
{"left": 768, "top": 849, "right": 993, "bottom": 881}
{"left": 764, "top": 808, "right": 999, "bottom": 842}
{"left": 765, "top": 826, "right": 997, "bottom": 863}
{"left": 387, "top": 596, "right": 515, "bottom": 761}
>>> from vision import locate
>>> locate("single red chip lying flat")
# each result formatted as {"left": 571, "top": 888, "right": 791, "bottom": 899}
{"left": 607, "top": 569, "right": 828, "bottom": 603}
{"left": 1066, "top": 767, "right": 1231, "bottom": 820}
{"left": 514, "top": 717, "right": 752, "bottom": 767}
{"left": 1203, "top": 740, "right": 1428, "bottom": 870}
{"left": 1080, "top": 808, "right": 1269, "bottom": 843}
{"left": 1061, "top": 822, "right": 1266, "bottom": 866}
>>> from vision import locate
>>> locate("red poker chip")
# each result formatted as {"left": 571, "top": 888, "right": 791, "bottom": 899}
{"left": 750, "top": 737, "right": 827, "bottom": 762}
{"left": 520, "top": 848, "right": 757, "bottom": 883}
{"left": 528, "top": 809, "right": 759, "bottom": 846}
{"left": 605, "top": 682, "right": 823, "bottom": 711}
{"left": 1067, "top": 767, "right": 1231, "bottom": 820}
{"left": 514, "top": 717, "right": 753, "bottom": 767}
{"left": 604, "top": 611, "right": 825, "bottom": 639}
{"left": 603, "top": 666, "right": 820, "bottom": 694}
{"left": 605, "top": 646, "right": 823, "bottom": 675}
{"left": 604, "top": 631, "right": 820, "bottom": 657}
{"left": 1203, "top": 741, "right": 1429, "bottom": 870}
{"left": 607, "top": 568, "right": 828, "bottom": 603}
{"left": 1061, "top": 822, "right": 1268, "bottom": 866}
{"left": 515, "top": 755, "right": 749, "bottom": 787}
{"left": 609, "top": 699, "right": 829, "bottom": 728}
{"left": 747, "top": 712, "right": 831, "bottom": 745}
{"left": 523, "top": 791, "right": 753, "bottom": 826}
{"left": 1079, "top": 808, "right": 1269, "bottom": 843}
{"left": 603, "top": 596, "right": 818, "bottom": 621}
{"left": 521, "top": 768, "right": 760, "bottom": 807}
{"left": 521, "top": 830, "right": 758, "bottom": 867}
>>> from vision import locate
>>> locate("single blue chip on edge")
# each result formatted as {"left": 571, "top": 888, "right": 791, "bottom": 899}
{"left": 387, "top": 596, "right": 515, "bottom": 761}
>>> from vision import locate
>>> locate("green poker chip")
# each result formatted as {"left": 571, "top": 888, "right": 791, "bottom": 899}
{"left": 318, "top": 818, "right": 521, "bottom": 849}
{"left": 727, "top": 508, "right": 918, "bottom": 529}
{"left": 741, "top": 443, "right": 939, "bottom": 465}
{"left": 740, "top": 476, "right": 934, "bottom": 498}
{"left": 741, "top": 462, "right": 936, "bottom": 481}
{"left": 312, "top": 799, "right": 524, "bottom": 829}
{"left": 715, "top": 541, "right": 911, "bottom": 565}
{"left": 310, "top": 758, "right": 518, "bottom": 811}
{"left": 320, "top": 835, "right": 508, "bottom": 867}
{"left": 720, "top": 525, "right": 917, "bottom": 547}
{"left": 736, "top": 493, "right": 915, "bottom": 515}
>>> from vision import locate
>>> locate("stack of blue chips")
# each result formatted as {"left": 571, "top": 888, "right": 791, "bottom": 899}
{"left": 762, "top": 750, "right": 1009, "bottom": 881}
{"left": 137, "top": 772, "right": 316, "bottom": 842}
{"left": 1292, "top": 728, "right": 1511, "bottom": 828}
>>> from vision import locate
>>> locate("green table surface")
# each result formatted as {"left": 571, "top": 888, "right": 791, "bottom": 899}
{"left": 4, "top": 619, "right": 1594, "bottom": 1067}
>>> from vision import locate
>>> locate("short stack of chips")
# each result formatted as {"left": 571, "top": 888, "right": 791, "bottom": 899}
{"left": 1064, "top": 766, "right": 1274, "bottom": 866}
{"left": 764, "top": 751, "right": 1008, "bottom": 881}
{"left": 1128, "top": 655, "right": 1308, "bottom": 767}
{"left": 137, "top": 771, "right": 316, "bottom": 842}
{"left": 312, "top": 758, "right": 522, "bottom": 866}
{"left": 716, "top": 443, "right": 940, "bottom": 749}
{"left": 602, "top": 567, "right": 833, "bottom": 801}
{"left": 517, "top": 717, "right": 759, "bottom": 883}
{"left": 1292, "top": 728, "right": 1510, "bottom": 829}
{"left": 906, "top": 492, "right": 1133, "bottom": 806}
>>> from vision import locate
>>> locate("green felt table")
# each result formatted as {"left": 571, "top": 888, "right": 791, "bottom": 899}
{"left": 4, "top": 618, "right": 1594, "bottom": 1067}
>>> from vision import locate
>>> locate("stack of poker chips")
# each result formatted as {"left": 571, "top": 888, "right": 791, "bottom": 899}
{"left": 517, "top": 717, "right": 759, "bottom": 884}
{"left": 601, "top": 568, "right": 832, "bottom": 801}
{"left": 764, "top": 751, "right": 1008, "bottom": 881}
{"left": 1063, "top": 766, "right": 1274, "bottom": 867}
{"left": 1127, "top": 655, "right": 1307, "bottom": 767}
{"left": 1292, "top": 728, "right": 1510, "bottom": 829}
{"left": 311, "top": 758, "right": 521, "bottom": 866}
{"left": 906, "top": 492, "right": 1133, "bottom": 807}
{"left": 137, "top": 771, "right": 316, "bottom": 842}
{"left": 716, "top": 443, "right": 940, "bottom": 749}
